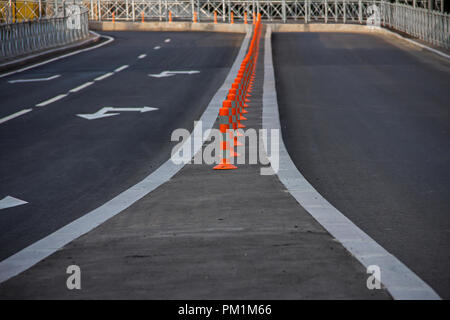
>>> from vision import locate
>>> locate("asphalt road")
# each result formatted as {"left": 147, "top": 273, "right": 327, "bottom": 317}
{"left": 0, "top": 31, "right": 243, "bottom": 261}
{"left": 0, "top": 33, "right": 390, "bottom": 299}
{"left": 273, "top": 32, "right": 450, "bottom": 298}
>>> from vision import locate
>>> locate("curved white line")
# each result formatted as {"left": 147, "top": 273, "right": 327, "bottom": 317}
{"left": 0, "top": 31, "right": 252, "bottom": 285}
{"left": 0, "top": 32, "right": 115, "bottom": 79}
{"left": 262, "top": 26, "right": 440, "bottom": 300}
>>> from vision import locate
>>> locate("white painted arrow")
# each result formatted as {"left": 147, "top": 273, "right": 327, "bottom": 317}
{"left": 0, "top": 196, "right": 28, "bottom": 210}
{"left": 8, "top": 74, "right": 60, "bottom": 83}
{"left": 77, "top": 106, "right": 158, "bottom": 120}
{"left": 148, "top": 70, "right": 200, "bottom": 78}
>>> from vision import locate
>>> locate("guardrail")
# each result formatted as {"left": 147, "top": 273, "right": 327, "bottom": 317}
{"left": 1, "top": 5, "right": 90, "bottom": 58}
{"left": 381, "top": 2, "right": 449, "bottom": 48}
{"left": 83, "top": 0, "right": 449, "bottom": 49}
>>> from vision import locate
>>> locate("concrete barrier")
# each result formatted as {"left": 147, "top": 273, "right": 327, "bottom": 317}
{"left": 89, "top": 21, "right": 251, "bottom": 33}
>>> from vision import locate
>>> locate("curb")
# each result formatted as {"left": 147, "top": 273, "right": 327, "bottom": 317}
{"left": 89, "top": 21, "right": 251, "bottom": 33}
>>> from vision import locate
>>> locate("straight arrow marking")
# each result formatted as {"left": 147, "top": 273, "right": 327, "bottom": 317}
{"left": 0, "top": 196, "right": 28, "bottom": 210}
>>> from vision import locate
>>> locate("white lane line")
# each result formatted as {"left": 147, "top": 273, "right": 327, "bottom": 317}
{"left": 0, "top": 196, "right": 28, "bottom": 210}
{"left": 69, "top": 81, "right": 94, "bottom": 93}
{"left": 94, "top": 72, "right": 114, "bottom": 81}
{"left": 138, "top": 54, "right": 147, "bottom": 59}
{"left": 0, "top": 32, "right": 114, "bottom": 79}
{"left": 8, "top": 75, "right": 60, "bottom": 83}
{"left": 262, "top": 26, "right": 440, "bottom": 300}
{"left": 0, "top": 109, "right": 32, "bottom": 125}
{"left": 35, "top": 94, "right": 67, "bottom": 107}
{"left": 153, "top": 46, "right": 161, "bottom": 50}
{"left": 0, "top": 29, "right": 252, "bottom": 285}
{"left": 114, "top": 65, "right": 129, "bottom": 73}
{"left": 164, "top": 39, "right": 171, "bottom": 43}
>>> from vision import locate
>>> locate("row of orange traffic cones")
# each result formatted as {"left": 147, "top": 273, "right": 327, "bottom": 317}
{"left": 213, "top": 14, "right": 262, "bottom": 170}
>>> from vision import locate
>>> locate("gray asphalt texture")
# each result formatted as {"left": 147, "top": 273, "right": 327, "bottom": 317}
{"left": 0, "top": 30, "right": 390, "bottom": 299}
{"left": 273, "top": 32, "right": 450, "bottom": 298}
{"left": 0, "top": 31, "right": 243, "bottom": 261}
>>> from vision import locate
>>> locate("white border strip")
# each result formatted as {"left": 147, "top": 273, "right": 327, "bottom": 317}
{"left": 262, "top": 26, "right": 440, "bottom": 300}
{"left": 0, "top": 32, "right": 114, "bottom": 79}
{"left": 0, "top": 31, "right": 251, "bottom": 284}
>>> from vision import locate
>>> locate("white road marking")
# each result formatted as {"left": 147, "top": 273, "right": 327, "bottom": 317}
{"left": 0, "top": 32, "right": 115, "bottom": 79}
{"left": 153, "top": 46, "right": 161, "bottom": 50}
{"left": 0, "top": 109, "right": 32, "bottom": 125}
{"left": 77, "top": 106, "right": 158, "bottom": 120}
{"left": 0, "top": 29, "right": 252, "bottom": 285}
{"left": 94, "top": 72, "right": 114, "bottom": 81}
{"left": 69, "top": 81, "right": 94, "bottom": 93}
{"left": 0, "top": 196, "right": 28, "bottom": 210}
{"left": 262, "top": 26, "right": 440, "bottom": 300}
{"left": 164, "top": 38, "right": 171, "bottom": 43}
{"left": 36, "top": 94, "right": 67, "bottom": 107}
{"left": 148, "top": 70, "right": 200, "bottom": 78}
{"left": 138, "top": 54, "right": 147, "bottom": 59}
{"left": 114, "top": 65, "right": 129, "bottom": 73}
{"left": 8, "top": 75, "right": 60, "bottom": 83}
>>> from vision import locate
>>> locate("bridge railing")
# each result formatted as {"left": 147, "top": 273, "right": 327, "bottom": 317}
{"left": 381, "top": 2, "right": 449, "bottom": 48}
{"left": 1, "top": 5, "right": 90, "bottom": 58}
{"left": 83, "top": 0, "right": 449, "bottom": 49}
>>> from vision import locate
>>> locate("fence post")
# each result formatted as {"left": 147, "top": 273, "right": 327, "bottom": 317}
{"left": 98, "top": 0, "right": 101, "bottom": 21}
{"left": 282, "top": 0, "right": 286, "bottom": 23}
{"left": 165, "top": 0, "right": 168, "bottom": 22}
{"left": 222, "top": 0, "right": 226, "bottom": 22}
{"left": 325, "top": 0, "right": 328, "bottom": 23}
{"left": 191, "top": 0, "right": 195, "bottom": 22}
{"left": 335, "top": 0, "right": 338, "bottom": 23}
{"left": 132, "top": 0, "right": 135, "bottom": 21}
{"left": 305, "top": 0, "right": 309, "bottom": 24}
{"left": 358, "top": 0, "right": 362, "bottom": 24}
{"left": 343, "top": 0, "right": 346, "bottom": 24}
{"left": 197, "top": 0, "right": 200, "bottom": 22}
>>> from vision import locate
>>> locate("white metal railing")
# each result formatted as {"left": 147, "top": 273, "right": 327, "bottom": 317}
{"left": 0, "top": 1, "right": 448, "bottom": 55}
{"left": 380, "top": 2, "right": 449, "bottom": 48}
{"left": 1, "top": 5, "right": 90, "bottom": 58}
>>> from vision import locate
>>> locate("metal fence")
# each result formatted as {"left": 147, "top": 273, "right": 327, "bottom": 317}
{"left": 81, "top": 0, "right": 446, "bottom": 21}
{"left": 381, "top": 2, "right": 449, "bottom": 48}
{"left": 81, "top": 0, "right": 449, "bottom": 48}
{"left": 0, "top": 1, "right": 448, "bottom": 57}
{"left": 1, "top": 5, "right": 90, "bottom": 58}
{"left": 0, "top": 0, "right": 68, "bottom": 23}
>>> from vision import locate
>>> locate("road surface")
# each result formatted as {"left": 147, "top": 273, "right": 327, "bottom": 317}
{"left": 273, "top": 32, "right": 450, "bottom": 298}
{"left": 0, "top": 31, "right": 243, "bottom": 261}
